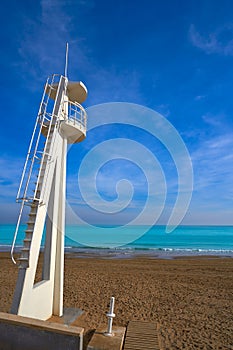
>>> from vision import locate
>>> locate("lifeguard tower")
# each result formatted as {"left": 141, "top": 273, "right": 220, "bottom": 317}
{"left": 10, "top": 49, "right": 87, "bottom": 321}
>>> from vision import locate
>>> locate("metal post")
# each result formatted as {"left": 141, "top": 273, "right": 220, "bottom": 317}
{"left": 64, "top": 43, "right": 69, "bottom": 78}
{"left": 105, "top": 297, "right": 115, "bottom": 336}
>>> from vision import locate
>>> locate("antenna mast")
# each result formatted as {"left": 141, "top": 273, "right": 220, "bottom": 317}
{"left": 64, "top": 42, "right": 69, "bottom": 78}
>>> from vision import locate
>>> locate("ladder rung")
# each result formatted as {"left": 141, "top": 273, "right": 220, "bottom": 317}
{"left": 18, "top": 257, "right": 29, "bottom": 262}
{"left": 16, "top": 197, "right": 28, "bottom": 201}
{"left": 30, "top": 204, "right": 38, "bottom": 207}
{"left": 24, "top": 238, "right": 31, "bottom": 242}
{"left": 34, "top": 155, "right": 41, "bottom": 160}
{"left": 37, "top": 150, "right": 51, "bottom": 156}
{"left": 24, "top": 203, "right": 33, "bottom": 207}
{"left": 21, "top": 247, "right": 30, "bottom": 252}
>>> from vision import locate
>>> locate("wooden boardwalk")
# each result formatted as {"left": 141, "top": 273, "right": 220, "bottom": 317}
{"left": 123, "top": 321, "right": 160, "bottom": 350}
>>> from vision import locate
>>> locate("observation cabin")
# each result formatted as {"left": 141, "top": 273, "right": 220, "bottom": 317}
{"left": 43, "top": 78, "right": 88, "bottom": 144}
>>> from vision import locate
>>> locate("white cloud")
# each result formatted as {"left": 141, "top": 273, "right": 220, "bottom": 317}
{"left": 191, "top": 132, "right": 233, "bottom": 196}
{"left": 23, "top": 4, "right": 68, "bottom": 76}
{"left": 0, "top": 156, "right": 23, "bottom": 199}
{"left": 17, "top": 0, "right": 89, "bottom": 83}
{"left": 195, "top": 95, "right": 205, "bottom": 101}
{"left": 0, "top": 156, "right": 25, "bottom": 223}
{"left": 202, "top": 113, "right": 225, "bottom": 128}
{"left": 154, "top": 104, "right": 170, "bottom": 118}
{"left": 180, "top": 111, "right": 233, "bottom": 224}
{"left": 88, "top": 68, "right": 143, "bottom": 105}
{"left": 16, "top": 0, "right": 143, "bottom": 104}
{"left": 189, "top": 23, "right": 233, "bottom": 56}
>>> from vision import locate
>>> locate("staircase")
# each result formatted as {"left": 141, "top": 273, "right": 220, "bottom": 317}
{"left": 11, "top": 74, "right": 67, "bottom": 268}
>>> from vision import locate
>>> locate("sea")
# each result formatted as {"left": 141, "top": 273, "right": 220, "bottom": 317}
{"left": 1, "top": 225, "right": 233, "bottom": 259}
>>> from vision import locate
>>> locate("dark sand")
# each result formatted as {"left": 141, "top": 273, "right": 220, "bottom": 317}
{"left": 0, "top": 252, "right": 232, "bottom": 349}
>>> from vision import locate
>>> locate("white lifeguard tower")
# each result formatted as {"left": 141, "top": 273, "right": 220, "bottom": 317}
{"left": 10, "top": 47, "right": 87, "bottom": 320}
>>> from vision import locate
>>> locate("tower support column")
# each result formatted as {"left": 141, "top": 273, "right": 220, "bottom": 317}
{"left": 53, "top": 137, "right": 67, "bottom": 316}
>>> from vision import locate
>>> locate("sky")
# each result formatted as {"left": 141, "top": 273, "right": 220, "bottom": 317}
{"left": 0, "top": 0, "right": 233, "bottom": 226}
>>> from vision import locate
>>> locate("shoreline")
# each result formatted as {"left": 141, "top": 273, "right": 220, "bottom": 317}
{"left": 2, "top": 244, "right": 233, "bottom": 260}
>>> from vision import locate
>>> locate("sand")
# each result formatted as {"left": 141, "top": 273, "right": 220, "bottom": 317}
{"left": 0, "top": 252, "right": 232, "bottom": 349}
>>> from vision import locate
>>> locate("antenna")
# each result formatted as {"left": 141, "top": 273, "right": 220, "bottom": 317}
{"left": 64, "top": 42, "right": 69, "bottom": 78}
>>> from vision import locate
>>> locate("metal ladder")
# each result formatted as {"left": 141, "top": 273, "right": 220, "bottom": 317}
{"left": 11, "top": 74, "right": 66, "bottom": 266}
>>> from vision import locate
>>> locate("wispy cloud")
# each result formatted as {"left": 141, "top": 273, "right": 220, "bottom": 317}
{"left": 191, "top": 130, "right": 233, "bottom": 200}
{"left": 18, "top": 2, "right": 67, "bottom": 79}
{"left": 17, "top": 0, "right": 92, "bottom": 84}
{"left": 179, "top": 109, "right": 233, "bottom": 223}
{"left": 154, "top": 104, "right": 170, "bottom": 118}
{"left": 194, "top": 95, "right": 206, "bottom": 101}
{"left": 0, "top": 156, "right": 23, "bottom": 199}
{"left": 202, "top": 113, "right": 227, "bottom": 128}
{"left": 0, "top": 156, "right": 24, "bottom": 223}
{"left": 16, "top": 0, "right": 143, "bottom": 104}
{"left": 83, "top": 65, "right": 143, "bottom": 106}
{"left": 189, "top": 23, "right": 233, "bottom": 56}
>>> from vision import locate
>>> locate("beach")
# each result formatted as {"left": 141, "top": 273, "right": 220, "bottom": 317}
{"left": 0, "top": 252, "right": 232, "bottom": 349}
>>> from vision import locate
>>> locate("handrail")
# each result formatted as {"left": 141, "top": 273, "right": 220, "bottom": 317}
{"left": 21, "top": 82, "right": 51, "bottom": 201}
{"left": 16, "top": 78, "right": 50, "bottom": 200}
{"left": 11, "top": 202, "right": 25, "bottom": 264}
{"left": 11, "top": 74, "right": 64, "bottom": 265}
{"left": 16, "top": 74, "right": 57, "bottom": 203}
{"left": 12, "top": 78, "right": 50, "bottom": 263}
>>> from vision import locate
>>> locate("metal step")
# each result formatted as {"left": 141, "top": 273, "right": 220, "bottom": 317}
{"left": 25, "top": 235, "right": 33, "bottom": 241}
{"left": 18, "top": 256, "right": 29, "bottom": 268}
{"left": 18, "top": 257, "right": 29, "bottom": 261}
{"left": 21, "top": 247, "right": 30, "bottom": 252}
{"left": 34, "top": 181, "right": 42, "bottom": 184}
{"left": 25, "top": 230, "right": 33, "bottom": 234}
{"left": 27, "top": 221, "right": 35, "bottom": 225}
{"left": 20, "top": 254, "right": 29, "bottom": 260}
{"left": 24, "top": 238, "right": 32, "bottom": 243}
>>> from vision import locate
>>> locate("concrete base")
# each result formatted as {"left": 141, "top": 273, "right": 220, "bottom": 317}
{"left": 87, "top": 326, "right": 126, "bottom": 350}
{"left": 0, "top": 312, "right": 84, "bottom": 350}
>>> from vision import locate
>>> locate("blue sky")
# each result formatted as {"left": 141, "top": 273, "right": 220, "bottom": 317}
{"left": 0, "top": 0, "right": 233, "bottom": 225}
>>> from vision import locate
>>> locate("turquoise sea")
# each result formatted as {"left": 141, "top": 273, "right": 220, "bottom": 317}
{"left": 1, "top": 225, "right": 233, "bottom": 258}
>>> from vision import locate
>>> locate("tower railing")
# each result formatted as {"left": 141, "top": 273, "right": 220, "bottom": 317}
{"left": 65, "top": 100, "right": 87, "bottom": 135}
